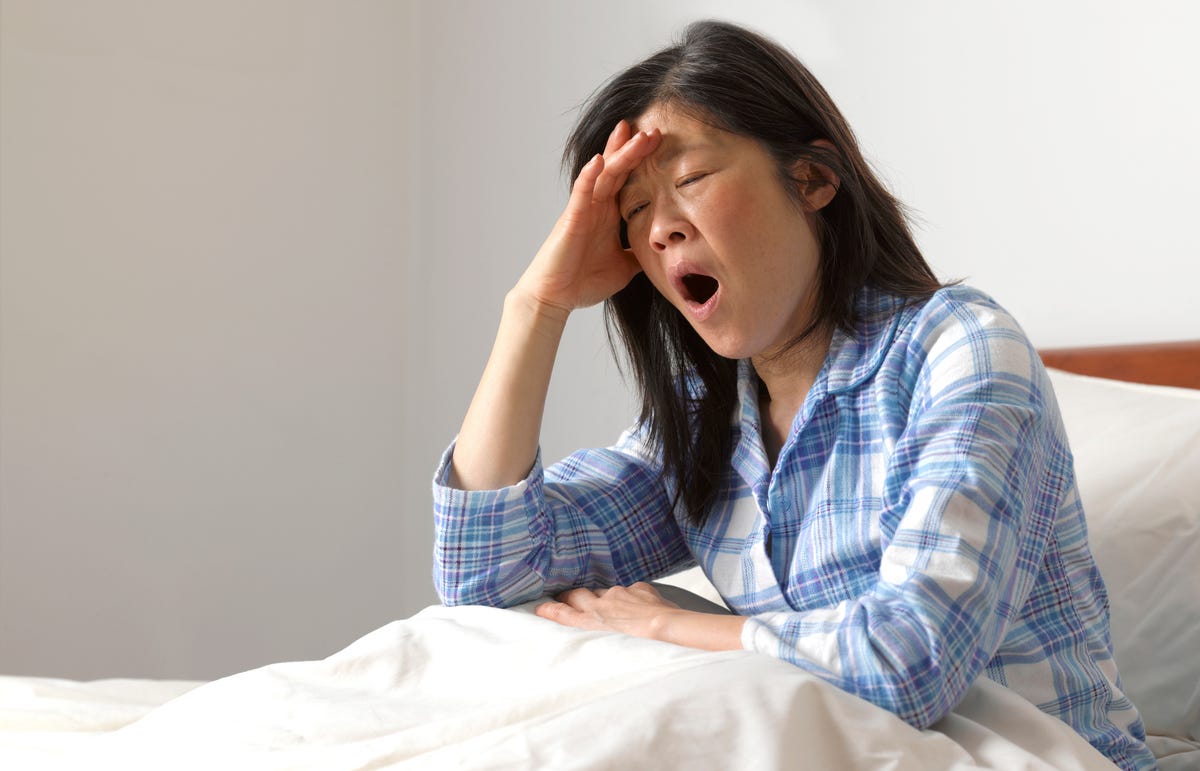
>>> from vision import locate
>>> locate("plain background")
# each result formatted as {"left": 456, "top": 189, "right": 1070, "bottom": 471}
{"left": 2, "top": 0, "right": 1197, "bottom": 680}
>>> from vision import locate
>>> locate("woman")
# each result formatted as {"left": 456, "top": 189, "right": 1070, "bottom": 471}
{"left": 432, "top": 20, "right": 1154, "bottom": 770}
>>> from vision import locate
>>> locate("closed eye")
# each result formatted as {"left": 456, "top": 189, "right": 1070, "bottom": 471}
{"left": 625, "top": 173, "right": 708, "bottom": 220}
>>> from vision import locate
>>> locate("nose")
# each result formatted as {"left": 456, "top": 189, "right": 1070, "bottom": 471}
{"left": 648, "top": 204, "right": 693, "bottom": 252}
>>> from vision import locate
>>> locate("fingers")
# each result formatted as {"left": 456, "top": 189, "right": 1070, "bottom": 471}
{"left": 568, "top": 153, "right": 605, "bottom": 206}
{"left": 549, "top": 584, "right": 648, "bottom": 608}
{"left": 541, "top": 586, "right": 612, "bottom": 616}
{"left": 603, "top": 119, "right": 631, "bottom": 156}
{"left": 567, "top": 120, "right": 625, "bottom": 205}
{"left": 535, "top": 595, "right": 592, "bottom": 629}
{"left": 591, "top": 128, "right": 661, "bottom": 204}
{"left": 535, "top": 600, "right": 573, "bottom": 621}
{"left": 567, "top": 124, "right": 661, "bottom": 214}
{"left": 556, "top": 587, "right": 599, "bottom": 607}
{"left": 628, "top": 581, "right": 658, "bottom": 597}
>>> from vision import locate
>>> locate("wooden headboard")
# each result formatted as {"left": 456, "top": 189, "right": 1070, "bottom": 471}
{"left": 1039, "top": 340, "right": 1200, "bottom": 389}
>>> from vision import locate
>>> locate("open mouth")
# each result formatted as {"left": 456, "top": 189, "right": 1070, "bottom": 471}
{"left": 681, "top": 273, "right": 719, "bottom": 305}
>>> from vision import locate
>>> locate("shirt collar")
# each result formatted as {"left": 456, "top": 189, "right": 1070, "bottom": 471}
{"left": 823, "top": 285, "right": 910, "bottom": 395}
{"left": 728, "top": 286, "right": 911, "bottom": 489}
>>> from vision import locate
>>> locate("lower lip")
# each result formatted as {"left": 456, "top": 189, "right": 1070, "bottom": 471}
{"left": 684, "top": 285, "right": 721, "bottom": 322}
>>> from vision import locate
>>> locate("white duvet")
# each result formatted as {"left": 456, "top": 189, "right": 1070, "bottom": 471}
{"left": 0, "top": 601, "right": 1117, "bottom": 770}
{"left": 10, "top": 368, "right": 1200, "bottom": 769}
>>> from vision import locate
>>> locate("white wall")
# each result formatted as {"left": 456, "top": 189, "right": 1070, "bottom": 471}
{"left": 1, "top": 0, "right": 422, "bottom": 679}
{"left": 2, "top": 0, "right": 1197, "bottom": 680}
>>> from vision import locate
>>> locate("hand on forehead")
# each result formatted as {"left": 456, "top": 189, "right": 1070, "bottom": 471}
{"left": 629, "top": 106, "right": 724, "bottom": 157}
{"left": 620, "top": 106, "right": 729, "bottom": 194}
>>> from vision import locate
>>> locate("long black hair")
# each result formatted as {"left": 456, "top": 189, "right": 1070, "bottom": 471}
{"left": 563, "top": 20, "right": 943, "bottom": 526}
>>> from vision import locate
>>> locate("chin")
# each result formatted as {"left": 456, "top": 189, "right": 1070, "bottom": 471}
{"left": 693, "top": 330, "right": 758, "bottom": 361}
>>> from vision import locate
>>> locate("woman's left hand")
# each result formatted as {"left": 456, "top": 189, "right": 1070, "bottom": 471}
{"left": 536, "top": 583, "right": 747, "bottom": 652}
{"left": 535, "top": 582, "right": 681, "bottom": 639}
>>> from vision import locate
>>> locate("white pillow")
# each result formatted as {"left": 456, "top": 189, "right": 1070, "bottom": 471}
{"left": 1047, "top": 369, "right": 1200, "bottom": 742}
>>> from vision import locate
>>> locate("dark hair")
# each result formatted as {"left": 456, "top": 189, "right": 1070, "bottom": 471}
{"left": 563, "top": 20, "right": 944, "bottom": 526}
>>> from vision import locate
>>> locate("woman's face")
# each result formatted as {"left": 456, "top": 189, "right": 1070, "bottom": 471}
{"left": 618, "top": 104, "right": 829, "bottom": 361}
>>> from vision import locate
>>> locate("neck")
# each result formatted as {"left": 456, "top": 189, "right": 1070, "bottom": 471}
{"left": 751, "top": 325, "right": 833, "bottom": 408}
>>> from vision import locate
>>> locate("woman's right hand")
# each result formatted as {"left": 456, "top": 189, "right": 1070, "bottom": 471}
{"left": 449, "top": 121, "right": 661, "bottom": 491}
{"left": 513, "top": 120, "right": 662, "bottom": 318}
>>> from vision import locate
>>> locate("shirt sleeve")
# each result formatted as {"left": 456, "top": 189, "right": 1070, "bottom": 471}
{"left": 431, "top": 425, "right": 694, "bottom": 607}
{"left": 741, "top": 294, "right": 1068, "bottom": 729}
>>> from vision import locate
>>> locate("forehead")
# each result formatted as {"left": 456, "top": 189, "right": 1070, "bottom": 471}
{"left": 631, "top": 104, "right": 726, "bottom": 144}
{"left": 622, "top": 106, "right": 735, "bottom": 185}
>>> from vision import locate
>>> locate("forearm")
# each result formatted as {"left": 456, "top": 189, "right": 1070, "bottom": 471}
{"left": 449, "top": 288, "right": 568, "bottom": 491}
{"left": 653, "top": 609, "right": 747, "bottom": 652}
{"left": 449, "top": 122, "right": 659, "bottom": 491}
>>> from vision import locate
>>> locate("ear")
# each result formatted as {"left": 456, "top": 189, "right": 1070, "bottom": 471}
{"left": 790, "top": 139, "right": 840, "bottom": 212}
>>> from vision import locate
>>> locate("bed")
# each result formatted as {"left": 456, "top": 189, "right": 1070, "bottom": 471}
{"left": 2, "top": 342, "right": 1198, "bottom": 770}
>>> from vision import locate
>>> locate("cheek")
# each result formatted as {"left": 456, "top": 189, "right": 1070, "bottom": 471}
{"left": 718, "top": 189, "right": 815, "bottom": 262}
{"left": 631, "top": 247, "right": 671, "bottom": 294}
{"left": 694, "top": 187, "right": 756, "bottom": 238}
{"left": 628, "top": 240, "right": 653, "bottom": 270}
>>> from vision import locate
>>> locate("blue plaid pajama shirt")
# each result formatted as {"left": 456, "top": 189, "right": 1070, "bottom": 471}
{"left": 432, "top": 285, "right": 1154, "bottom": 770}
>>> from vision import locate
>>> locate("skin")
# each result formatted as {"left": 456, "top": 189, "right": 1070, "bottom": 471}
{"left": 618, "top": 106, "right": 829, "bottom": 368}
{"left": 618, "top": 106, "right": 837, "bottom": 465}
{"left": 450, "top": 103, "right": 838, "bottom": 651}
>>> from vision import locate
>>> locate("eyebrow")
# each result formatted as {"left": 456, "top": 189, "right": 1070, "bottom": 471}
{"left": 619, "top": 142, "right": 709, "bottom": 197}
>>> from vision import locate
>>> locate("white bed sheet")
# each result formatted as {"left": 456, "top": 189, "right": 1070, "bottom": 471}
{"left": 6, "top": 368, "right": 1199, "bottom": 768}
{"left": 0, "top": 602, "right": 1118, "bottom": 770}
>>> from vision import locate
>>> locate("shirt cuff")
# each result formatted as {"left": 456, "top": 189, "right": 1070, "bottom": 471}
{"left": 433, "top": 437, "right": 542, "bottom": 489}
{"left": 431, "top": 439, "right": 545, "bottom": 521}
{"left": 431, "top": 439, "right": 548, "bottom": 606}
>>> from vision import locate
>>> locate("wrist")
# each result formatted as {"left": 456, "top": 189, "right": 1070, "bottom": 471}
{"left": 648, "top": 608, "right": 686, "bottom": 644}
{"left": 651, "top": 609, "right": 747, "bottom": 652}
{"left": 505, "top": 286, "right": 571, "bottom": 330}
